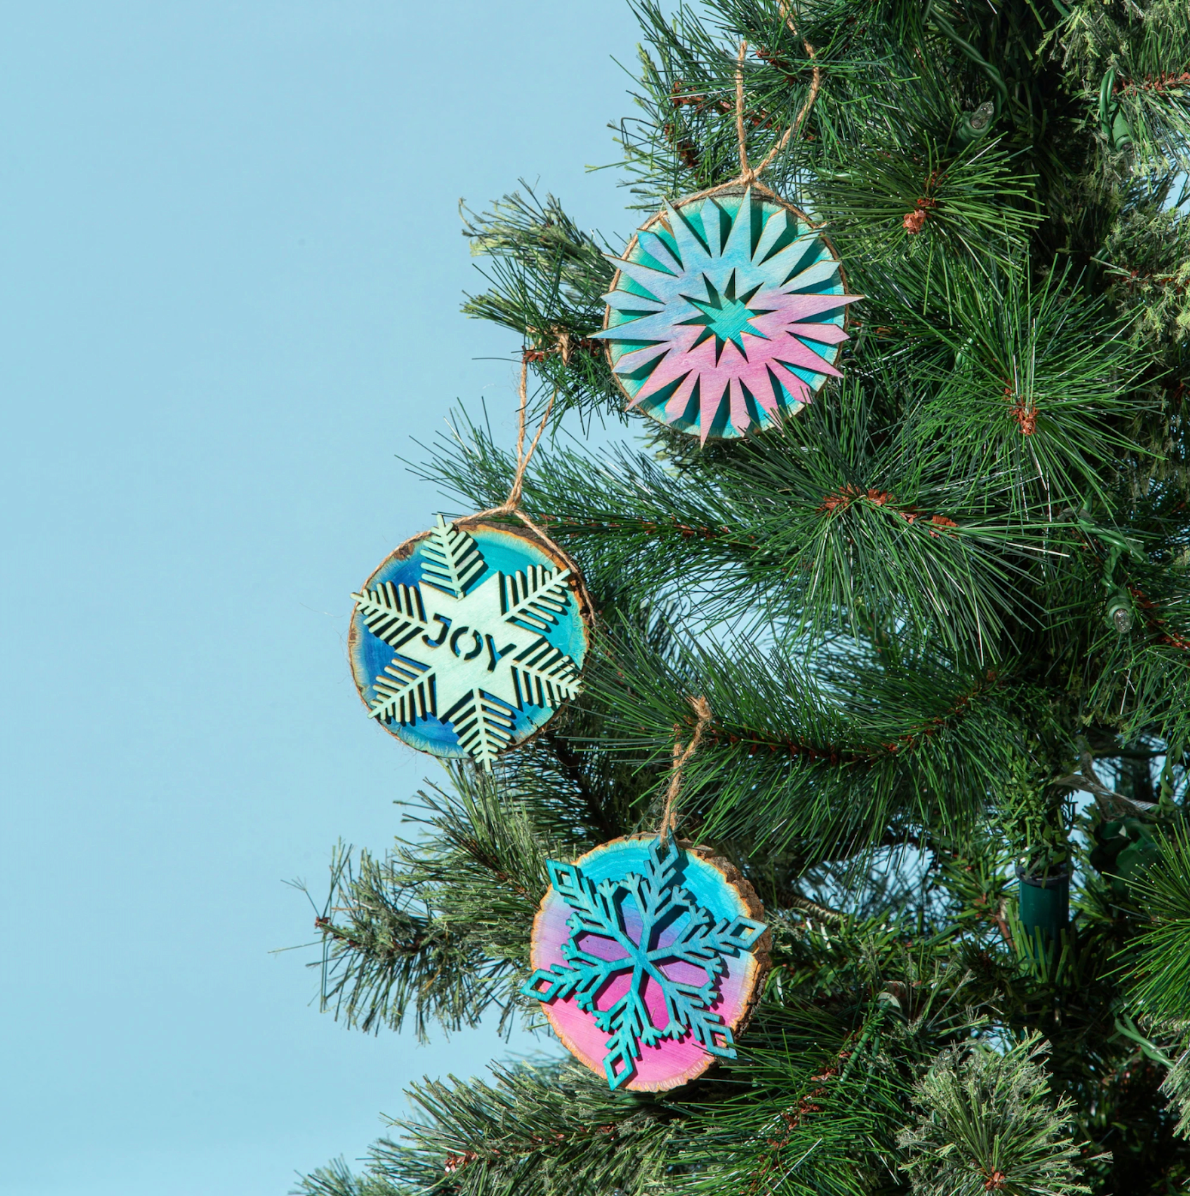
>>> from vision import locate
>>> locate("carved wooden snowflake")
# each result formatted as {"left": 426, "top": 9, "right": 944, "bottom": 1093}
{"left": 351, "top": 516, "right": 583, "bottom": 768}
{"left": 522, "top": 833, "right": 766, "bottom": 1089}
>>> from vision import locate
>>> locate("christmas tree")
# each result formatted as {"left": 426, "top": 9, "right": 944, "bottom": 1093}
{"left": 296, "top": 2, "right": 1190, "bottom": 1192}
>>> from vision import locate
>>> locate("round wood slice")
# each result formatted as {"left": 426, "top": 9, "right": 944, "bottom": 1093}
{"left": 348, "top": 517, "right": 589, "bottom": 769}
{"left": 526, "top": 833, "right": 771, "bottom": 1092}
{"left": 596, "top": 183, "right": 860, "bottom": 442}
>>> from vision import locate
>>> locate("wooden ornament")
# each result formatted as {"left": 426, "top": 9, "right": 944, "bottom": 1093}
{"left": 349, "top": 516, "right": 589, "bottom": 769}
{"left": 594, "top": 185, "right": 861, "bottom": 443}
{"left": 522, "top": 832, "right": 770, "bottom": 1091}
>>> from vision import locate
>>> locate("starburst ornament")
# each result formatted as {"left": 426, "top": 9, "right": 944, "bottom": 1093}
{"left": 596, "top": 186, "right": 861, "bottom": 442}
{"left": 348, "top": 517, "right": 589, "bottom": 769}
{"left": 523, "top": 833, "right": 769, "bottom": 1091}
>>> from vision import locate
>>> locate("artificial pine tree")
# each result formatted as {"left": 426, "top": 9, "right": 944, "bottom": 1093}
{"left": 296, "top": 2, "right": 1190, "bottom": 1192}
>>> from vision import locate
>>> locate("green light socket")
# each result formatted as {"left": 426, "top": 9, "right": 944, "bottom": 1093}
{"left": 1017, "top": 865, "right": 1070, "bottom": 942}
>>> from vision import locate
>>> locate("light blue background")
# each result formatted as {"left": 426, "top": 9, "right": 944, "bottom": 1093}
{"left": 0, "top": 3, "right": 640, "bottom": 1192}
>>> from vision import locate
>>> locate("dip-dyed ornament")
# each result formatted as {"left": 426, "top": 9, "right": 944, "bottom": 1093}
{"left": 595, "top": 186, "right": 860, "bottom": 442}
{"left": 522, "top": 833, "right": 769, "bottom": 1091}
{"left": 349, "top": 516, "right": 588, "bottom": 770}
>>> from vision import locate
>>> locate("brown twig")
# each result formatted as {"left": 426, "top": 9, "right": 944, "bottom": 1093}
{"left": 787, "top": 894, "right": 847, "bottom": 923}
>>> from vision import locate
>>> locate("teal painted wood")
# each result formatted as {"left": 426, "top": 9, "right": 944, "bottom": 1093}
{"left": 348, "top": 516, "right": 589, "bottom": 769}
{"left": 595, "top": 185, "right": 862, "bottom": 443}
{"left": 523, "top": 833, "right": 768, "bottom": 1091}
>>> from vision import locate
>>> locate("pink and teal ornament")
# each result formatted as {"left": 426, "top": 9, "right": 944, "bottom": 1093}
{"left": 522, "top": 833, "right": 769, "bottom": 1091}
{"left": 595, "top": 185, "right": 861, "bottom": 442}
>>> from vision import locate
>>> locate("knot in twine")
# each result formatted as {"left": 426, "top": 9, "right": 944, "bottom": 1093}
{"left": 658, "top": 695, "right": 714, "bottom": 839}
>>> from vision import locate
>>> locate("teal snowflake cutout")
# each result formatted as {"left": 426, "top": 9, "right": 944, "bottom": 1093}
{"left": 522, "top": 834, "right": 766, "bottom": 1090}
{"left": 595, "top": 187, "right": 862, "bottom": 442}
{"left": 352, "top": 516, "right": 583, "bottom": 769}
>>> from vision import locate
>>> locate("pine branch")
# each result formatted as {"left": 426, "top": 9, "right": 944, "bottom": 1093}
{"left": 366, "top": 1061, "right": 677, "bottom": 1196}
{"left": 582, "top": 611, "right": 1033, "bottom": 851}
{"left": 292, "top": 1158, "right": 405, "bottom": 1196}
{"left": 303, "top": 1, "right": 1190, "bottom": 1190}
{"left": 311, "top": 774, "right": 564, "bottom": 1040}
{"left": 897, "top": 1034, "right": 1099, "bottom": 1196}
{"left": 1119, "top": 822, "right": 1190, "bottom": 1025}
{"left": 458, "top": 185, "right": 620, "bottom": 419}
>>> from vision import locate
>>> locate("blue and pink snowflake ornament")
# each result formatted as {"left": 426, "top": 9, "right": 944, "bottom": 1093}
{"left": 596, "top": 186, "right": 861, "bottom": 442}
{"left": 522, "top": 833, "right": 769, "bottom": 1092}
{"left": 348, "top": 517, "right": 589, "bottom": 770}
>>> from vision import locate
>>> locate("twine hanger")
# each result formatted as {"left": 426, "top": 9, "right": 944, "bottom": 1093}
{"left": 658, "top": 695, "right": 714, "bottom": 840}
{"left": 453, "top": 15, "right": 819, "bottom": 616}
{"left": 465, "top": 356, "right": 554, "bottom": 526}
{"left": 455, "top": 353, "right": 594, "bottom": 619}
{"left": 682, "top": 7, "right": 821, "bottom": 205}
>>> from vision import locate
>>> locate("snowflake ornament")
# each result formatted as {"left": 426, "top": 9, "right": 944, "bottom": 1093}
{"left": 348, "top": 516, "right": 588, "bottom": 768}
{"left": 523, "top": 833, "right": 768, "bottom": 1091}
{"left": 595, "top": 186, "right": 861, "bottom": 442}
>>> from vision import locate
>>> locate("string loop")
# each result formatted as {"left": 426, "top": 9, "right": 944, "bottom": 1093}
{"left": 456, "top": 357, "right": 594, "bottom": 621}
{"left": 659, "top": 695, "right": 714, "bottom": 839}
{"left": 681, "top": 13, "right": 820, "bottom": 204}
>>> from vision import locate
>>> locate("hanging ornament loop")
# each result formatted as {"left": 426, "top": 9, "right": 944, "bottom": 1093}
{"left": 733, "top": 32, "right": 820, "bottom": 189}
{"left": 682, "top": 12, "right": 820, "bottom": 207}
{"left": 595, "top": 6, "right": 855, "bottom": 444}
{"left": 457, "top": 359, "right": 594, "bottom": 621}
{"left": 735, "top": 41, "right": 752, "bottom": 180}
{"left": 526, "top": 695, "right": 768, "bottom": 1093}
{"left": 349, "top": 349, "right": 593, "bottom": 768}
{"left": 467, "top": 358, "right": 556, "bottom": 522}
{"left": 659, "top": 695, "right": 713, "bottom": 838}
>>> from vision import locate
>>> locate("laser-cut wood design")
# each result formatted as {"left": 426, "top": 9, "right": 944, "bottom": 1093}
{"left": 524, "top": 833, "right": 769, "bottom": 1091}
{"left": 596, "top": 186, "right": 861, "bottom": 441}
{"left": 349, "top": 517, "right": 588, "bottom": 768}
